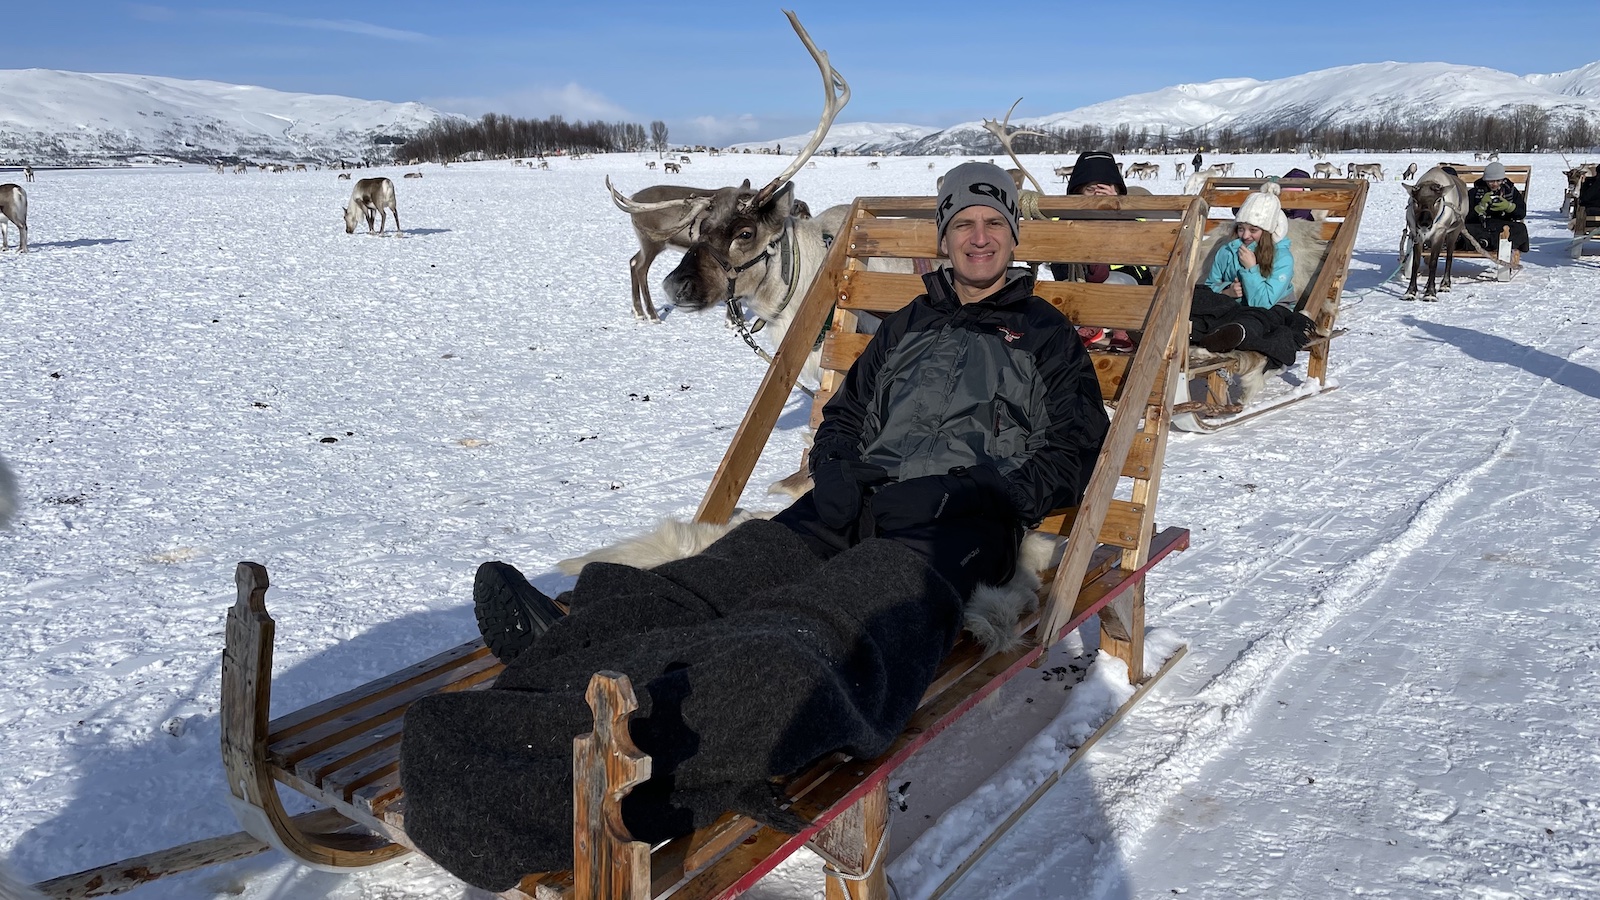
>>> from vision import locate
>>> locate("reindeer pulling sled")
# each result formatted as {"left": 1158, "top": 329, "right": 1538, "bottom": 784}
{"left": 1398, "top": 163, "right": 1531, "bottom": 286}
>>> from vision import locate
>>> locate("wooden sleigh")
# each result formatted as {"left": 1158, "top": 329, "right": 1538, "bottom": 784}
{"left": 1171, "top": 176, "right": 1369, "bottom": 433}
{"left": 188, "top": 193, "right": 1210, "bottom": 900}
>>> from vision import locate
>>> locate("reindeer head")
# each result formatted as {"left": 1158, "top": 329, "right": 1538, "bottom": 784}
{"left": 663, "top": 179, "right": 798, "bottom": 312}
{"left": 343, "top": 203, "right": 360, "bottom": 234}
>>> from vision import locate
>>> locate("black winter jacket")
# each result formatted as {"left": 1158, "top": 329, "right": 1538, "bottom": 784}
{"left": 811, "top": 268, "right": 1109, "bottom": 525}
{"left": 1467, "top": 179, "right": 1527, "bottom": 224}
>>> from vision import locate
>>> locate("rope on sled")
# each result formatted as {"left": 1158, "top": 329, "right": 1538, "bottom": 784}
{"left": 809, "top": 814, "right": 895, "bottom": 890}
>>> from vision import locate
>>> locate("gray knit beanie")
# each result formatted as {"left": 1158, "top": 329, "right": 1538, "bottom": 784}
{"left": 1483, "top": 161, "right": 1506, "bottom": 181}
{"left": 936, "top": 162, "right": 1020, "bottom": 242}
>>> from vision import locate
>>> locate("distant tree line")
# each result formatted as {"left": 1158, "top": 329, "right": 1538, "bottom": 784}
{"left": 1001, "top": 106, "right": 1600, "bottom": 155}
{"left": 394, "top": 113, "right": 655, "bottom": 162}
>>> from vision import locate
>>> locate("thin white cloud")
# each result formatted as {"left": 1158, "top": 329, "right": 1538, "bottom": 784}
{"left": 680, "top": 114, "right": 769, "bottom": 145}
{"left": 212, "top": 9, "right": 430, "bottom": 42}
{"left": 427, "top": 83, "right": 633, "bottom": 121}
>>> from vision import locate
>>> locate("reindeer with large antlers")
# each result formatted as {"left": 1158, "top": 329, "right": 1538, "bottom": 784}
{"left": 606, "top": 9, "right": 850, "bottom": 353}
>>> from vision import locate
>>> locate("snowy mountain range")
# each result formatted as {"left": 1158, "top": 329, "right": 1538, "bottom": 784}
{"left": 0, "top": 69, "right": 449, "bottom": 165}
{"left": 739, "top": 60, "right": 1600, "bottom": 155}
{"left": 6, "top": 58, "right": 1599, "bottom": 164}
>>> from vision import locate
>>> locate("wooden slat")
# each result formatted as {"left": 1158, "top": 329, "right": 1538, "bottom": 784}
{"left": 846, "top": 217, "right": 1182, "bottom": 266}
{"left": 1089, "top": 351, "right": 1170, "bottom": 404}
{"left": 818, "top": 331, "right": 871, "bottom": 374}
{"left": 1203, "top": 185, "right": 1361, "bottom": 216}
{"left": 266, "top": 652, "right": 500, "bottom": 766}
{"left": 1034, "top": 282, "right": 1157, "bottom": 331}
{"left": 847, "top": 194, "right": 1195, "bottom": 218}
{"left": 1037, "top": 498, "right": 1147, "bottom": 550}
{"left": 266, "top": 639, "right": 496, "bottom": 740}
{"left": 836, "top": 273, "right": 1159, "bottom": 337}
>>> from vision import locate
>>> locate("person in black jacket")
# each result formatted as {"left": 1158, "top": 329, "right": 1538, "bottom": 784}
{"left": 1577, "top": 170, "right": 1600, "bottom": 224}
{"left": 783, "top": 160, "right": 1109, "bottom": 594}
{"left": 1463, "top": 161, "right": 1529, "bottom": 254}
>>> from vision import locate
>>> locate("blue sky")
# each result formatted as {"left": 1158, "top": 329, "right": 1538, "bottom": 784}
{"left": 10, "top": 1, "right": 1595, "bottom": 143}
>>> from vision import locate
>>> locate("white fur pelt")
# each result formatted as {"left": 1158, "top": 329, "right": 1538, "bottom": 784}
{"left": 555, "top": 509, "right": 776, "bottom": 576}
{"left": 557, "top": 515, "right": 1057, "bottom": 655}
{"left": 0, "top": 860, "right": 48, "bottom": 900}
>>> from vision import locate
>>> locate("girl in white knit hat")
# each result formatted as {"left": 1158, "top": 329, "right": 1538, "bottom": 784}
{"left": 1189, "top": 186, "right": 1313, "bottom": 365}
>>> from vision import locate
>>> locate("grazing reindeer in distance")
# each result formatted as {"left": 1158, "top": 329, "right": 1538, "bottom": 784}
{"left": 1054, "top": 165, "right": 1073, "bottom": 182}
{"left": 646, "top": 161, "right": 657, "bottom": 169}
{"left": 337, "top": 172, "right": 352, "bottom": 180}
{"left": 403, "top": 171, "right": 423, "bottom": 179}
{"left": 867, "top": 161, "right": 879, "bottom": 169}
{"left": 1401, "top": 162, "right": 1419, "bottom": 181}
{"left": 680, "top": 155, "right": 692, "bottom": 164}
{"left": 1312, "top": 161, "right": 1340, "bottom": 178}
{"left": 1174, "top": 162, "right": 1188, "bottom": 179}
{"left": 24, "top": 165, "right": 36, "bottom": 182}
{"left": 1402, "top": 167, "right": 1473, "bottom": 301}
{"left": 1125, "top": 162, "right": 1161, "bottom": 180}
{"left": 0, "top": 183, "right": 27, "bottom": 252}
{"left": 343, "top": 177, "right": 400, "bottom": 235}
{"left": 1350, "top": 162, "right": 1385, "bottom": 181}
{"left": 664, "top": 162, "right": 681, "bottom": 174}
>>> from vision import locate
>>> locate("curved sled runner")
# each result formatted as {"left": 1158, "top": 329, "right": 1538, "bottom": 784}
{"left": 1173, "top": 176, "right": 1368, "bottom": 432}
{"left": 205, "top": 193, "right": 1207, "bottom": 900}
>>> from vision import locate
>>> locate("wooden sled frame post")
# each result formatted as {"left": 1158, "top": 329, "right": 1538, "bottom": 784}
{"left": 220, "top": 562, "right": 412, "bottom": 870}
{"left": 1041, "top": 202, "right": 1203, "bottom": 668}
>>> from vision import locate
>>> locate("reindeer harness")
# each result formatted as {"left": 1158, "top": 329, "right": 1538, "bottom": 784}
{"left": 717, "top": 219, "right": 832, "bottom": 397}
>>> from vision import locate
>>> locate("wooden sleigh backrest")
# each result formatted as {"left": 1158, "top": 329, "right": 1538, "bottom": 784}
{"left": 1437, "top": 163, "right": 1533, "bottom": 197}
{"left": 1198, "top": 177, "right": 1369, "bottom": 330}
{"left": 694, "top": 193, "right": 1209, "bottom": 647}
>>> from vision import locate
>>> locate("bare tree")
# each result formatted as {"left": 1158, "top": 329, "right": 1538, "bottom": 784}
{"left": 651, "top": 120, "right": 669, "bottom": 156}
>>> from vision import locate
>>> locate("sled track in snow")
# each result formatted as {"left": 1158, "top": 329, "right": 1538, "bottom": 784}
{"left": 999, "top": 427, "right": 1518, "bottom": 896}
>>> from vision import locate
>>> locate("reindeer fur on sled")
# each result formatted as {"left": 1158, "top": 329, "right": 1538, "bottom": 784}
{"left": 557, "top": 516, "right": 1057, "bottom": 655}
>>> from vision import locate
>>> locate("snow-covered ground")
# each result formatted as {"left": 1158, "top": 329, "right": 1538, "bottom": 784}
{"left": 2, "top": 151, "right": 1598, "bottom": 899}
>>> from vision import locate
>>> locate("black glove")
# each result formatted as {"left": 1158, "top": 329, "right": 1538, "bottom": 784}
{"left": 870, "top": 466, "right": 1013, "bottom": 533}
{"left": 811, "top": 458, "right": 889, "bottom": 530}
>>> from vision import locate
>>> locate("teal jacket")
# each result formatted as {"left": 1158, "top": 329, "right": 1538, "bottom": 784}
{"left": 1205, "top": 236, "right": 1295, "bottom": 308}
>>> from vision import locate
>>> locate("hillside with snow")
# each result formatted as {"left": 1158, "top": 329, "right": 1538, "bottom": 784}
{"left": 0, "top": 69, "right": 450, "bottom": 165}
{"left": 897, "top": 60, "right": 1600, "bottom": 155}
{"left": 730, "top": 121, "right": 939, "bottom": 154}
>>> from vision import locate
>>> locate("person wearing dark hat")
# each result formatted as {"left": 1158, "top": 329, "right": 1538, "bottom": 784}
{"left": 398, "top": 162, "right": 1110, "bottom": 892}
{"left": 1051, "top": 151, "right": 1149, "bottom": 352}
{"left": 1464, "top": 161, "right": 1528, "bottom": 255}
{"left": 1280, "top": 169, "right": 1318, "bottom": 221}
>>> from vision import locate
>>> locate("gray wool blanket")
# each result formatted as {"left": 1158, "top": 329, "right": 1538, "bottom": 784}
{"left": 399, "top": 519, "right": 963, "bottom": 892}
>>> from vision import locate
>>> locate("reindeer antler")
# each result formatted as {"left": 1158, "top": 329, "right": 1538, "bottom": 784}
{"left": 981, "top": 98, "right": 1046, "bottom": 194}
{"left": 606, "top": 176, "right": 714, "bottom": 241}
{"left": 745, "top": 10, "right": 850, "bottom": 211}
